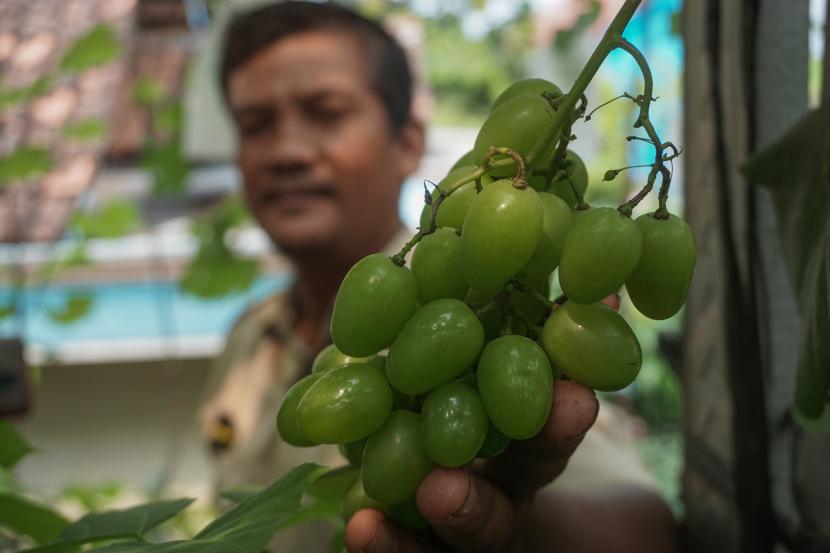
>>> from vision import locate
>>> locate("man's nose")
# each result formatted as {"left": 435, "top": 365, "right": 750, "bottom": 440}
{"left": 263, "top": 116, "right": 317, "bottom": 172}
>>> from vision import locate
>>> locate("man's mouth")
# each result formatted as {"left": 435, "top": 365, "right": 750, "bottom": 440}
{"left": 261, "top": 185, "right": 336, "bottom": 207}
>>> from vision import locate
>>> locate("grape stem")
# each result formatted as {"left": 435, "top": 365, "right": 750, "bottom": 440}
{"left": 390, "top": 147, "right": 526, "bottom": 265}
{"left": 613, "top": 37, "right": 675, "bottom": 218}
{"left": 525, "top": 0, "right": 645, "bottom": 169}
{"left": 507, "top": 279, "right": 555, "bottom": 311}
{"left": 390, "top": 167, "right": 485, "bottom": 266}
{"left": 483, "top": 146, "right": 527, "bottom": 188}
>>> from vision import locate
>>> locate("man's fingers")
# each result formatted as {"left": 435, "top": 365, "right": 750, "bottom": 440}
{"left": 416, "top": 467, "right": 517, "bottom": 553}
{"left": 483, "top": 380, "right": 599, "bottom": 494}
{"left": 345, "top": 508, "right": 432, "bottom": 553}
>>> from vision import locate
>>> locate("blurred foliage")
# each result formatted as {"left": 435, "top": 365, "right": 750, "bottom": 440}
{"left": 745, "top": 103, "right": 830, "bottom": 423}
{"left": 61, "top": 118, "right": 107, "bottom": 142}
{"left": 0, "top": 494, "right": 69, "bottom": 545}
{"left": 0, "top": 22, "right": 125, "bottom": 333}
{"left": 179, "top": 196, "right": 258, "bottom": 299}
{"left": 71, "top": 201, "right": 139, "bottom": 240}
{"left": 554, "top": 1, "right": 600, "bottom": 51}
{"left": 0, "top": 77, "right": 52, "bottom": 110}
{"left": 0, "top": 148, "right": 54, "bottom": 186}
{"left": 59, "top": 25, "right": 120, "bottom": 74}
{"left": 45, "top": 294, "right": 94, "bottom": 325}
{"left": 0, "top": 422, "right": 32, "bottom": 469}
{"left": 424, "top": 13, "right": 528, "bottom": 125}
{"left": 60, "top": 482, "right": 123, "bottom": 514}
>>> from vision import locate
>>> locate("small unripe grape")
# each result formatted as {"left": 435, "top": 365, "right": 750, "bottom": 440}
{"left": 276, "top": 374, "right": 322, "bottom": 447}
{"left": 312, "top": 344, "right": 383, "bottom": 374}
{"left": 362, "top": 410, "right": 435, "bottom": 504}
{"left": 477, "top": 335, "right": 554, "bottom": 439}
{"left": 558, "top": 207, "right": 642, "bottom": 304}
{"left": 626, "top": 213, "right": 696, "bottom": 320}
{"left": 297, "top": 363, "right": 393, "bottom": 444}
{"left": 541, "top": 302, "right": 641, "bottom": 391}
{"left": 550, "top": 150, "right": 588, "bottom": 208}
{"left": 331, "top": 253, "right": 418, "bottom": 357}
{"left": 386, "top": 299, "right": 484, "bottom": 395}
{"left": 461, "top": 180, "right": 543, "bottom": 294}
{"left": 422, "top": 382, "right": 488, "bottom": 467}
{"left": 411, "top": 227, "right": 468, "bottom": 304}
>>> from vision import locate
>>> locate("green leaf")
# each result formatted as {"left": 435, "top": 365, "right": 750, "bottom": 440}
{"left": 62, "top": 118, "right": 107, "bottom": 142}
{"left": 132, "top": 77, "right": 165, "bottom": 107}
{"left": 179, "top": 196, "right": 258, "bottom": 299}
{"left": 0, "top": 492, "right": 69, "bottom": 544}
{"left": 72, "top": 201, "right": 139, "bottom": 239}
{"left": 83, "top": 464, "right": 327, "bottom": 553}
{"left": 46, "top": 294, "right": 94, "bottom": 325}
{"left": 0, "top": 76, "right": 53, "bottom": 109}
{"left": 280, "top": 466, "right": 358, "bottom": 530}
{"left": 59, "top": 25, "right": 120, "bottom": 74}
{"left": 219, "top": 488, "right": 258, "bottom": 504}
{"left": 142, "top": 141, "right": 189, "bottom": 196}
{"left": 153, "top": 103, "right": 183, "bottom": 135}
{"left": 192, "top": 463, "right": 326, "bottom": 550}
{"left": 0, "top": 303, "right": 14, "bottom": 321}
{"left": 0, "top": 422, "right": 32, "bottom": 468}
{"left": 22, "top": 498, "right": 193, "bottom": 553}
{"left": 305, "top": 466, "right": 357, "bottom": 503}
{"left": 0, "top": 148, "right": 53, "bottom": 185}
{"left": 744, "top": 103, "right": 830, "bottom": 421}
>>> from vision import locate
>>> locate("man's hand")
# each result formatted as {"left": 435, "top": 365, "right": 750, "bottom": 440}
{"left": 344, "top": 293, "right": 677, "bottom": 553}
{"left": 344, "top": 380, "right": 599, "bottom": 553}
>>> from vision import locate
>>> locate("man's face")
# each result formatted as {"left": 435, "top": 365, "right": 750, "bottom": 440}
{"left": 227, "top": 30, "right": 422, "bottom": 257}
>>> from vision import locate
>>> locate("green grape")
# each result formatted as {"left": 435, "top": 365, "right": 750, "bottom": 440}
{"left": 460, "top": 180, "right": 543, "bottom": 294}
{"left": 311, "top": 343, "right": 383, "bottom": 374}
{"left": 422, "top": 382, "right": 488, "bottom": 467}
{"left": 339, "top": 438, "right": 367, "bottom": 467}
{"left": 411, "top": 227, "right": 468, "bottom": 304}
{"left": 477, "top": 335, "right": 553, "bottom": 439}
{"left": 449, "top": 149, "right": 475, "bottom": 171}
{"left": 473, "top": 94, "right": 555, "bottom": 177}
{"left": 558, "top": 207, "right": 642, "bottom": 304}
{"left": 386, "top": 299, "right": 484, "bottom": 395}
{"left": 520, "top": 192, "right": 574, "bottom": 283}
{"left": 419, "top": 165, "right": 482, "bottom": 230}
{"left": 550, "top": 150, "right": 588, "bottom": 208}
{"left": 297, "top": 363, "right": 393, "bottom": 444}
{"left": 491, "top": 77, "right": 562, "bottom": 111}
{"left": 331, "top": 253, "right": 418, "bottom": 356}
{"left": 343, "top": 476, "right": 387, "bottom": 522}
{"left": 276, "top": 373, "right": 322, "bottom": 447}
{"left": 478, "top": 422, "right": 511, "bottom": 458}
{"left": 362, "top": 410, "right": 435, "bottom": 504}
{"left": 541, "top": 301, "right": 641, "bottom": 391}
{"left": 626, "top": 213, "right": 696, "bottom": 320}
{"left": 388, "top": 498, "right": 429, "bottom": 531}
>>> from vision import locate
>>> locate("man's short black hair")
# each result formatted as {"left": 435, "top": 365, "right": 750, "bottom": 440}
{"left": 220, "top": 1, "right": 413, "bottom": 130}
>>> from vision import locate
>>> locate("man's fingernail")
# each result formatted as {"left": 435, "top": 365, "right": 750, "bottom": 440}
{"left": 453, "top": 472, "right": 478, "bottom": 518}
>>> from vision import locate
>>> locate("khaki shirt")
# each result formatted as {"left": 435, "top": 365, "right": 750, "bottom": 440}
{"left": 200, "top": 228, "right": 656, "bottom": 550}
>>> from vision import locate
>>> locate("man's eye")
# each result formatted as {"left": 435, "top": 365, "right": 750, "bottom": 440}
{"left": 238, "top": 115, "right": 272, "bottom": 137}
{"left": 307, "top": 104, "right": 349, "bottom": 124}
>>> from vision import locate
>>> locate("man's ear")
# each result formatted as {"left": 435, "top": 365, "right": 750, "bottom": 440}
{"left": 395, "top": 115, "right": 426, "bottom": 178}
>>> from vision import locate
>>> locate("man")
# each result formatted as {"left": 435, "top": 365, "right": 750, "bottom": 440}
{"left": 201, "top": 2, "right": 679, "bottom": 552}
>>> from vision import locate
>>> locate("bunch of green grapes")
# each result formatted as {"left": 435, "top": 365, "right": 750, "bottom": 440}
{"left": 276, "top": 77, "right": 695, "bottom": 529}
